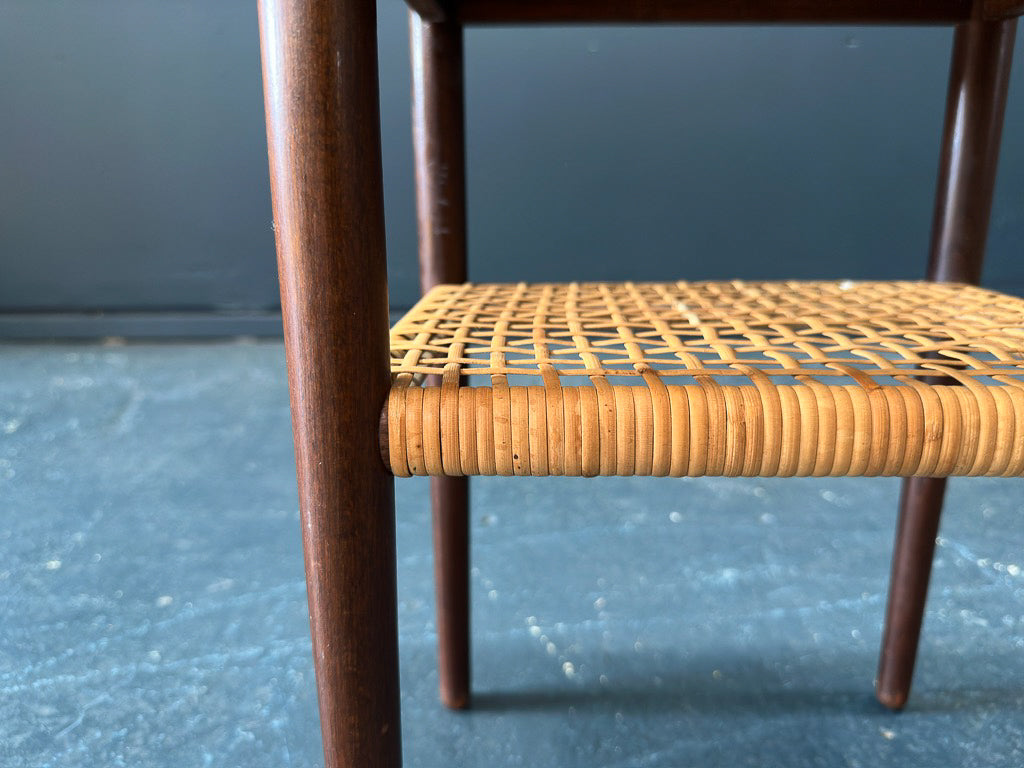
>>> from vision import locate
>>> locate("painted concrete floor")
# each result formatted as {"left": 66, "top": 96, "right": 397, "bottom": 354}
{"left": 2, "top": 342, "right": 1024, "bottom": 768}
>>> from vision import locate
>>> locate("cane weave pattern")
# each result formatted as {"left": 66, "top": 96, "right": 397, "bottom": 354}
{"left": 385, "top": 280, "right": 1024, "bottom": 478}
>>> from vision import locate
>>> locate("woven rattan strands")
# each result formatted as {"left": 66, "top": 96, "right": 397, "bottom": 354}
{"left": 386, "top": 280, "right": 1024, "bottom": 478}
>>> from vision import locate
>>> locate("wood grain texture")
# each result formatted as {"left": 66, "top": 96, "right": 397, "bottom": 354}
{"left": 429, "top": 473, "right": 471, "bottom": 708}
{"left": 879, "top": 11, "right": 1016, "bottom": 712}
{"left": 878, "top": 477, "right": 948, "bottom": 710}
{"left": 925, "top": 16, "right": 1017, "bottom": 285}
{"left": 258, "top": 0, "right": 402, "bottom": 765}
{"left": 412, "top": 12, "right": 468, "bottom": 294}
{"left": 410, "top": 10, "right": 473, "bottom": 710}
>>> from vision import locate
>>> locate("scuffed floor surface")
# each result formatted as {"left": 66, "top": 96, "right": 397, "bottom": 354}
{"left": 2, "top": 342, "right": 1024, "bottom": 767}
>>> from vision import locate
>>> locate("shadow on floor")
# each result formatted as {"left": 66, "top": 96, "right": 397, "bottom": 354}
{"left": 469, "top": 647, "right": 1024, "bottom": 716}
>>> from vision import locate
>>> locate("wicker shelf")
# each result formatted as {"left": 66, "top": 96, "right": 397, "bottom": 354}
{"left": 384, "top": 280, "right": 1024, "bottom": 478}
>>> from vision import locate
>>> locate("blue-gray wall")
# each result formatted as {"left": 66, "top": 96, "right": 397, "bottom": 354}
{"left": 2, "top": 1, "right": 1023, "bottom": 335}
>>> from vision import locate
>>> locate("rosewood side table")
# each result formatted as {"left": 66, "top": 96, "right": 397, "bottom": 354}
{"left": 257, "top": 2, "right": 1021, "bottom": 765}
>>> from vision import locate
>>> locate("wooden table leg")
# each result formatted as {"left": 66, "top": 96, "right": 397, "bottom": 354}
{"left": 878, "top": 11, "right": 1016, "bottom": 711}
{"left": 411, "top": 9, "right": 472, "bottom": 710}
{"left": 259, "top": 0, "right": 402, "bottom": 764}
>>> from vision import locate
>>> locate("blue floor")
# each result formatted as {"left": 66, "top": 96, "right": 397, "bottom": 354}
{"left": 2, "top": 342, "right": 1023, "bottom": 767}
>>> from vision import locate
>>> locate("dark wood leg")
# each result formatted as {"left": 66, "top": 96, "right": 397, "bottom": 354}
{"left": 878, "top": 477, "right": 947, "bottom": 710}
{"left": 431, "top": 475, "right": 471, "bottom": 708}
{"left": 410, "top": 10, "right": 472, "bottom": 710}
{"left": 411, "top": 9, "right": 468, "bottom": 290}
{"left": 878, "top": 12, "right": 1016, "bottom": 711}
{"left": 259, "top": 1, "right": 402, "bottom": 765}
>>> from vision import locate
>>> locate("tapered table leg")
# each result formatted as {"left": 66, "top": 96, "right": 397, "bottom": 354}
{"left": 878, "top": 477, "right": 947, "bottom": 710}
{"left": 879, "top": 12, "right": 1016, "bottom": 711}
{"left": 259, "top": 0, "right": 402, "bottom": 764}
{"left": 411, "top": 9, "right": 472, "bottom": 710}
{"left": 430, "top": 474, "right": 471, "bottom": 708}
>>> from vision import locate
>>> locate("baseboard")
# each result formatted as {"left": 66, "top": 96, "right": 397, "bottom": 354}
{"left": 0, "top": 311, "right": 285, "bottom": 340}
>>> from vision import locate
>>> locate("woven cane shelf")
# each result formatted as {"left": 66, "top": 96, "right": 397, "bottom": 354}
{"left": 384, "top": 280, "right": 1024, "bottom": 479}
